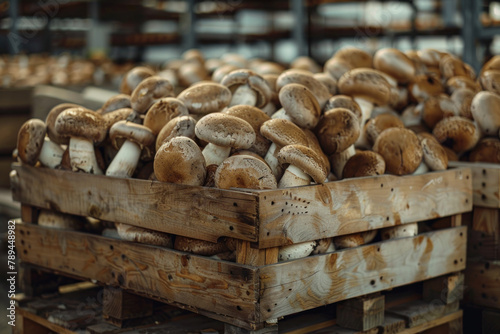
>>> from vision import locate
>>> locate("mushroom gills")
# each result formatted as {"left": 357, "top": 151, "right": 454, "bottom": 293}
{"left": 69, "top": 137, "right": 103, "bottom": 174}
{"left": 106, "top": 140, "right": 142, "bottom": 178}
{"left": 230, "top": 84, "right": 257, "bottom": 107}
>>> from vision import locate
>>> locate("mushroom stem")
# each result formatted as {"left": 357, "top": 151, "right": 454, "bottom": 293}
{"left": 330, "top": 144, "right": 355, "bottom": 179}
{"left": 412, "top": 161, "right": 429, "bottom": 175}
{"left": 278, "top": 164, "right": 311, "bottom": 188}
{"left": 69, "top": 137, "right": 103, "bottom": 174}
{"left": 354, "top": 97, "right": 374, "bottom": 149}
{"left": 106, "top": 140, "right": 141, "bottom": 178}
{"left": 202, "top": 143, "right": 232, "bottom": 166}
{"left": 38, "top": 138, "right": 64, "bottom": 169}
{"left": 271, "top": 108, "right": 293, "bottom": 121}
{"left": 264, "top": 143, "right": 281, "bottom": 178}
{"left": 230, "top": 84, "right": 257, "bottom": 107}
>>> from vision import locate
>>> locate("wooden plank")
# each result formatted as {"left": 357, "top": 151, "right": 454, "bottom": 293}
{"left": 224, "top": 323, "right": 278, "bottom": 334}
{"left": 482, "top": 309, "right": 500, "bottom": 334}
{"left": 396, "top": 310, "right": 463, "bottom": 334}
{"left": 259, "top": 227, "right": 466, "bottom": 321}
{"left": 468, "top": 207, "right": 500, "bottom": 260}
{"left": 386, "top": 300, "right": 459, "bottom": 327}
{"left": 102, "top": 288, "right": 154, "bottom": 327}
{"left": 16, "top": 222, "right": 260, "bottom": 330}
{"left": 336, "top": 295, "right": 384, "bottom": 331}
{"left": 16, "top": 307, "right": 78, "bottom": 334}
{"left": 310, "top": 325, "right": 379, "bottom": 333}
{"left": 255, "top": 169, "right": 472, "bottom": 248}
{"left": 449, "top": 161, "right": 500, "bottom": 208}
{"left": 379, "top": 314, "right": 406, "bottom": 334}
{"left": 11, "top": 164, "right": 259, "bottom": 244}
{"left": 464, "top": 260, "right": 500, "bottom": 309}
{"left": 423, "top": 273, "right": 464, "bottom": 304}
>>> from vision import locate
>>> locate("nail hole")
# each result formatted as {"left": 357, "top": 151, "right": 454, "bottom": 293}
{"left": 233, "top": 202, "right": 238, "bottom": 207}
{"left": 229, "top": 226, "right": 234, "bottom": 231}
{"left": 109, "top": 245, "right": 114, "bottom": 251}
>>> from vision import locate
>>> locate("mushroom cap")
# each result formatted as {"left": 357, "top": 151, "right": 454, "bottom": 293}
{"left": 303, "top": 128, "right": 331, "bottom": 173}
{"left": 343, "top": 151, "right": 386, "bottom": 178}
{"left": 470, "top": 91, "right": 500, "bottom": 136}
{"left": 469, "top": 137, "right": 500, "bottom": 163}
{"left": 277, "top": 144, "right": 329, "bottom": 184}
{"left": 333, "top": 230, "right": 377, "bottom": 249}
{"left": 451, "top": 88, "right": 475, "bottom": 119}
{"left": 130, "top": 76, "right": 174, "bottom": 114}
{"left": 102, "top": 108, "right": 138, "bottom": 129}
{"left": 432, "top": 116, "right": 480, "bottom": 153}
{"left": 291, "top": 56, "right": 321, "bottom": 73}
{"left": 211, "top": 64, "right": 240, "bottom": 83}
{"left": 373, "top": 48, "right": 416, "bottom": 84}
{"left": 446, "top": 76, "right": 481, "bottom": 94}
{"left": 260, "top": 118, "right": 308, "bottom": 148}
{"left": 195, "top": 113, "right": 255, "bottom": 149}
{"left": 214, "top": 155, "right": 277, "bottom": 189}
{"left": 17, "top": 119, "right": 46, "bottom": 166}
{"left": 221, "top": 69, "right": 272, "bottom": 108}
{"left": 109, "top": 120, "right": 156, "bottom": 153}
{"left": 422, "top": 94, "right": 460, "bottom": 129}
{"left": 154, "top": 137, "right": 206, "bottom": 186}
{"left": 408, "top": 74, "right": 444, "bottom": 102}
{"left": 182, "top": 48, "right": 205, "bottom": 64}
{"left": 480, "top": 70, "right": 500, "bottom": 95}
{"left": 323, "top": 95, "right": 362, "bottom": 121}
{"left": 143, "top": 97, "right": 189, "bottom": 135}
{"left": 324, "top": 57, "right": 352, "bottom": 80}
{"left": 116, "top": 223, "right": 172, "bottom": 247}
{"left": 224, "top": 105, "right": 271, "bottom": 157}
{"left": 313, "top": 72, "right": 337, "bottom": 96}
{"left": 276, "top": 69, "right": 331, "bottom": 107}
{"left": 440, "top": 55, "right": 475, "bottom": 80}
{"left": 420, "top": 137, "right": 448, "bottom": 171}
{"left": 334, "top": 47, "right": 373, "bottom": 68}
{"left": 221, "top": 53, "right": 247, "bottom": 68}
{"left": 156, "top": 115, "right": 197, "bottom": 151}
{"left": 365, "top": 113, "right": 405, "bottom": 145}
{"left": 279, "top": 83, "right": 321, "bottom": 129}
{"left": 45, "top": 103, "right": 81, "bottom": 145}
{"left": 338, "top": 68, "right": 392, "bottom": 106}
{"left": 230, "top": 150, "right": 268, "bottom": 164}
{"left": 373, "top": 128, "right": 423, "bottom": 175}
{"left": 177, "top": 82, "right": 232, "bottom": 114}
{"left": 174, "top": 236, "right": 228, "bottom": 256}
{"left": 417, "top": 49, "right": 445, "bottom": 67}
{"left": 253, "top": 61, "right": 286, "bottom": 76}
{"left": 55, "top": 107, "right": 107, "bottom": 145}
{"left": 99, "top": 94, "right": 131, "bottom": 114}
{"left": 119, "top": 66, "right": 155, "bottom": 95}
{"left": 177, "top": 62, "right": 208, "bottom": 87}
{"left": 481, "top": 55, "right": 500, "bottom": 74}
{"left": 314, "top": 108, "right": 360, "bottom": 155}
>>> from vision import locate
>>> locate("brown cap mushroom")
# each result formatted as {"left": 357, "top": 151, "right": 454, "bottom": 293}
{"left": 55, "top": 108, "right": 107, "bottom": 174}
{"left": 177, "top": 61, "right": 209, "bottom": 87}
{"left": 364, "top": 113, "right": 405, "bottom": 146}
{"left": 469, "top": 138, "right": 500, "bottom": 163}
{"left": 432, "top": 116, "right": 480, "bottom": 153}
{"left": 156, "top": 115, "right": 197, "bottom": 151}
{"left": 17, "top": 119, "right": 46, "bottom": 166}
{"left": 314, "top": 108, "right": 360, "bottom": 155}
{"left": 279, "top": 83, "right": 321, "bottom": 129}
{"left": 221, "top": 69, "right": 271, "bottom": 108}
{"left": 471, "top": 91, "right": 500, "bottom": 136}
{"left": 154, "top": 137, "right": 206, "bottom": 186}
{"left": 143, "top": 97, "right": 189, "bottom": 135}
{"left": 440, "top": 55, "right": 475, "bottom": 80}
{"left": 116, "top": 223, "right": 173, "bottom": 247}
{"left": 177, "top": 82, "right": 232, "bottom": 115}
{"left": 106, "top": 120, "right": 156, "bottom": 178}
{"left": 45, "top": 103, "right": 81, "bottom": 145}
{"left": 99, "top": 94, "right": 131, "bottom": 114}
{"left": 211, "top": 64, "right": 240, "bottom": 83}
{"left": 291, "top": 56, "right": 321, "bottom": 73}
{"left": 214, "top": 155, "right": 277, "bottom": 189}
{"left": 417, "top": 49, "right": 445, "bottom": 68}
{"left": 479, "top": 70, "right": 500, "bottom": 95}
{"left": 224, "top": 105, "right": 271, "bottom": 157}
{"left": 120, "top": 66, "right": 155, "bottom": 95}
{"left": 422, "top": 94, "right": 460, "bottom": 129}
{"left": 313, "top": 72, "right": 337, "bottom": 96}
{"left": 277, "top": 144, "right": 329, "bottom": 187}
{"left": 325, "top": 47, "right": 372, "bottom": 80}
{"left": 446, "top": 76, "right": 481, "bottom": 94}
{"left": 408, "top": 74, "right": 444, "bottom": 103}
{"left": 174, "top": 236, "right": 229, "bottom": 257}
{"left": 276, "top": 69, "right": 331, "bottom": 108}
{"left": 373, "top": 128, "right": 423, "bottom": 175}
{"left": 130, "top": 76, "right": 174, "bottom": 114}
{"left": 343, "top": 151, "right": 386, "bottom": 178}
{"left": 373, "top": 48, "right": 416, "bottom": 84}
{"left": 420, "top": 137, "right": 448, "bottom": 171}
{"left": 451, "top": 88, "right": 475, "bottom": 119}
{"left": 323, "top": 95, "right": 362, "bottom": 122}
{"left": 195, "top": 113, "right": 255, "bottom": 165}
{"left": 102, "top": 108, "right": 139, "bottom": 130}
{"left": 333, "top": 230, "right": 377, "bottom": 249}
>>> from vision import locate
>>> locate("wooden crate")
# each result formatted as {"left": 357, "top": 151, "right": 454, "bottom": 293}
{"left": 11, "top": 164, "right": 472, "bottom": 331}
{"left": 14, "top": 273, "right": 464, "bottom": 334}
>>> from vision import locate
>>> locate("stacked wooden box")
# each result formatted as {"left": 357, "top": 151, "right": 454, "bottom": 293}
{"left": 11, "top": 163, "right": 472, "bottom": 333}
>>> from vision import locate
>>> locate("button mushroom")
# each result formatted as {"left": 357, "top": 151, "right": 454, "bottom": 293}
{"left": 471, "top": 91, "right": 500, "bottom": 136}
{"left": 432, "top": 116, "right": 480, "bottom": 153}
{"left": 221, "top": 69, "right": 272, "bottom": 108}
{"left": 373, "top": 48, "right": 416, "bottom": 84}
{"left": 143, "top": 97, "right": 189, "bottom": 135}
{"left": 214, "top": 154, "right": 277, "bottom": 190}
{"left": 342, "top": 151, "right": 386, "bottom": 178}
{"left": 156, "top": 115, "right": 197, "bottom": 151}
{"left": 177, "top": 82, "right": 232, "bottom": 116}
{"left": 277, "top": 144, "right": 329, "bottom": 188}
{"left": 469, "top": 138, "right": 500, "bottom": 163}
{"left": 17, "top": 119, "right": 64, "bottom": 168}
{"left": 279, "top": 83, "right": 321, "bottom": 129}
{"left": 130, "top": 76, "right": 174, "bottom": 115}
{"left": 276, "top": 69, "right": 331, "bottom": 108}
{"left": 120, "top": 66, "right": 155, "bottom": 95}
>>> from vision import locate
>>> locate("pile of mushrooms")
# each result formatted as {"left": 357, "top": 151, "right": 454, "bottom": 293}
{"left": 17, "top": 46, "right": 494, "bottom": 262}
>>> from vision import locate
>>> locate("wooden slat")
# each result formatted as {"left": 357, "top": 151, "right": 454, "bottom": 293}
{"left": 449, "top": 161, "right": 500, "bottom": 208}
{"left": 386, "top": 301, "right": 459, "bottom": 328}
{"left": 16, "top": 307, "right": 78, "bottom": 334}
{"left": 255, "top": 169, "right": 471, "bottom": 248}
{"left": 468, "top": 207, "right": 500, "bottom": 260}
{"left": 464, "top": 259, "right": 500, "bottom": 309}
{"left": 482, "top": 309, "right": 500, "bottom": 334}
{"left": 11, "top": 164, "right": 259, "bottom": 243}
{"left": 259, "top": 227, "right": 467, "bottom": 321}
{"left": 16, "top": 222, "right": 260, "bottom": 330}
{"left": 397, "top": 310, "right": 463, "bottom": 334}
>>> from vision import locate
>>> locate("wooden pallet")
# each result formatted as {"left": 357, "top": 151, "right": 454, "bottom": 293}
{"left": 11, "top": 164, "right": 472, "bottom": 331}
{"left": 13, "top": 273, "right": 464, "bottom": 334}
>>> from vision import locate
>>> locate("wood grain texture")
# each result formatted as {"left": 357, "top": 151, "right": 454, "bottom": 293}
{"left": 17, "top": 222, "right": 260, "bottom": 329}
{"left": 11, "top": 164, "right": 259, "bottom": 243}
{"left": 468, "top": 207, "right": 500, "bottom": 260}
{"left": 254, "top": 169, "right": 471, "bottom": 248}
{"left": 379, "top": 314, "right": 406, "bottom": 334}
{"left": 386, "top": 300, "right": 459, "bottom": 328}
{"left": 423, "top": 273, "right": 464, "bottom": 305}
{"left": 464, "top": 260, "right": 500, "bottom": 309}
{"left": 16, "top": 307, "right": 78, "bottom": 334}
{"left": 336, "top": 295, "right": 384, "bottom": 331}
{"left": 259, "top": 227, "right": 466, "bottom": 321}
{"left": 449, "top": 161, "right": 500, "bottom": 208}
{"left": 102, "top": 288, "right": 154, "bottom": 324}
{"left": 396, "top": 310, "right": 462, "bottom": 334}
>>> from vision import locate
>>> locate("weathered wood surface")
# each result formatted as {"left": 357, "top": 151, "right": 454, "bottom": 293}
{"left": 386, "top": 300, "right": 459, "bottom": 328}
{"left": 336, "top": 295, "right": 385, "bottom": 331}
{"left": 449, "top": 161, "right": 500, "bottom": 208}
{"left": 11, "top": 164, "right": 260, "bottom": 243}
{"left": 17, "top": 222, "right": 260, "bottom": 330}
{"left": 464, "top": 259, "right": 500, "bottom": 309}
{"left": 423, "top": 273, "right": 464, "bottom": 305}
{"left": 12, "top": 164, "right": 472, "bottom": 248}
{"left": 254, "top": 169, "right": 471, "bottom": 248}
{"left": 468, "top": 207, "right": 500, "bottom": 260}
{"left": 259, "top": 227, "right": 466, "bottom": 321}
{"left": 482, "top": 309, "right": 500, "bottom": 334}
{"left": 396, "top": 310, "right": 462, "bottom": 334}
